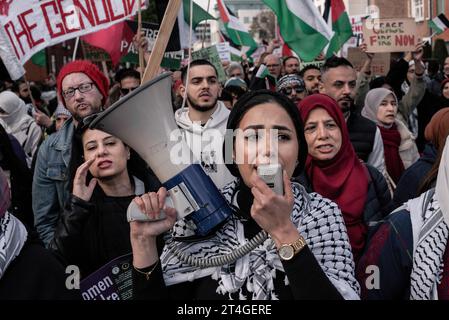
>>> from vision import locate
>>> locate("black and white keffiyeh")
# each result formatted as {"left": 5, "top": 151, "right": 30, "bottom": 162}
{"left": 409, "top": 137, "right": 449, "bottom": 300}
{"left": 0, "top": 211, "right": 27, "bottom": 279}
{"left": 160, "top": 181, "right": 360, "bottom": 300}
{"left": 407, "top": 190, "right": 449, "bottom": 300}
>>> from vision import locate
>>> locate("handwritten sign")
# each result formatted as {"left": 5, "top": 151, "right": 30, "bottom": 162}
{"left": 0, "top": 0, "right": 147, "bottom": 79}
{"left": 363, "top": 18, "right": 422, "bottom": 53}
{"left": 192, "top": 45, "right": 227, "bottom": 83}
{"left": 347, "top": 47, "right": 390, "bottom": 76}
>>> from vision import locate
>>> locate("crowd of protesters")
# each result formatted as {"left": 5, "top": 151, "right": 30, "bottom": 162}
{"left": 3, "top": 37, "right": 449, "bottom": 301}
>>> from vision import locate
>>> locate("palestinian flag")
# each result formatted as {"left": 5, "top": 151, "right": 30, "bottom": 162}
{"left": 263, "top": 0, "right": 333, "bottom": 62}
{"left": 429, "top": 14, "right": 449, "bottom": 35}
{"left": 323, "top": 0, "right": 353, "bottom": 58}
{"left": 216, "top": 0, "right": 257, "bottom": 55}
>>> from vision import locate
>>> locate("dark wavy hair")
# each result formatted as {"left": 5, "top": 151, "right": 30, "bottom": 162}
{"left": 224, "top": 90, "right": 307, "bottom": 178}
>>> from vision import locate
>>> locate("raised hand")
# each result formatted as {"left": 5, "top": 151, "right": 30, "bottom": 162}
{"left": 412, "top": 40, "right": 424, "bottom": 61}
{"left": 72, "top": 158, "right": 97, "bottom": 202}
{"left": 360, "top": 42, "right": 375, "bottom": 60}
{"left": 33, "top": 109, "right": 53, "bottom": 128}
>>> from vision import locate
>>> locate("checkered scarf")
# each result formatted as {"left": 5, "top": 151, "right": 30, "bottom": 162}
{"left": 160, "top": 181, "right": 360, "bottom": 300}
{"left": 0, "top": 211, "right": 27, "bottom": 279}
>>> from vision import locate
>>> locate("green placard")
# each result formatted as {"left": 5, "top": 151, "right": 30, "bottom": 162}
{"left": 192, "top": 45, "right": 227, "bottom": 83}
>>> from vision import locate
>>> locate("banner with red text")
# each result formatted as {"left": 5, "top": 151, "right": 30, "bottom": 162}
{"left": 0, "top": 0, "right": 147, "bottom": 79}
{"left": 363, "top": 18, "right": 423, "bottom": 53}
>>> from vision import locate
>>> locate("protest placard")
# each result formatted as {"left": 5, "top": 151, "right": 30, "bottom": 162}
{"left": 363, "top": 18, "right": 422, "bottom": 53}
{"left": 80, "top": 253, "right": 133, "bottom": 300}
{"left": 347, "top": 47, "right": 390, "bottom": 76}
{"left": 0, "top": 0, "right": 147, "bottom": 79}
{"left": 216, "top": 42, "right": 231, "bottom": 62}
{"left": 300, "top": 60, "right": 325, "bottom": 70}
{"left": 192, "top": 45, "right": 227, "bottom": 83}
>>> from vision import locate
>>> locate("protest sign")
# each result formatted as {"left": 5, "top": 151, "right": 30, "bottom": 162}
{"left": 347, "top": 47, "right": 390, "bottom": 76}
{"left": 300, "top": 60, "right": 325, "bottom": 70}
{"left": 80, "top": 253, "right": 133, "bottom": 300}
{"left": 363, "top": 18, "right": 422, "bottom": 53}
{"left": 192, "top": 45, "right": 227, "bottom": 83}
{"left": 0, "top": 0, "right": 147, "bottom": 79}
{"left": 216, "top": 42, "right": 231, "bottom": 62}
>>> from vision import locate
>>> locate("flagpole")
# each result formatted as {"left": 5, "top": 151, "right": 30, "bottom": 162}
{"left": 72, "top": 37, "right": 80, "bottom": 61}
{"left": 138, "top": 2, "right": 144, "bottom": 83}
{"left": 142, "top": 0, "right": 182, "bottom": 83}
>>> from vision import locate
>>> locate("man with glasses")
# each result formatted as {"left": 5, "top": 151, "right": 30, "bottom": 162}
{"left": 115, "top": 68, "right": 140, "bottom": 99}
{"left": 33, "top": 60, "right": 109, "bottom": 247}
{"left": 264, "top": 54, "right": 282, "bottom": 80}
{"left": 276, "top": 74, "right": 306, "bottom": 105}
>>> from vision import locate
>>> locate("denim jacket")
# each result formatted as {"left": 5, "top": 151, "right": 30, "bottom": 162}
{"left": 32, "top": 118, "right": 74, "bottom": 247}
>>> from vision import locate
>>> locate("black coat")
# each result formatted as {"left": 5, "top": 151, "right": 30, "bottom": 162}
{"left": 50, "top": 173, "right": 161, "bottom": 278}
{"left": 0, "top": 232, "right": 80, "bottom": 300}
{"left": 392, "top": 143, "right": 437, "bottom": 209}
{"left": 297, "top": 165, "right": 391, "bottom": 242}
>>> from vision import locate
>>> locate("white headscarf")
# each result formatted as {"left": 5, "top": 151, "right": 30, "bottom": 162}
{"left": 0, "top": 91, "right": 31, "bottom": 134}
{"left": 361, "top": 88, "right": 398, "bottom": 127}
{"left": 436, "top": 136, "right": 449, "bottom": 226}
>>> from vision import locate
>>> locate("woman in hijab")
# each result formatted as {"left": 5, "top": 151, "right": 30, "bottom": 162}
{"left": 358, "top": 136, "right": 449, "bottom": 300}
{"left": 0, "top": 91, "right": 42, "bottom": 168}
{"left": 362, "top": 88, "right": 419, "bottom": 185}
{"left": 129, "top": 90, "right": 359, "bottom": 300}
{"left": 50, "top": 119, "right": 160, "bottom": 279}
{"left": 0, "top": 168, "right": 78, "bottom": 299}
{"left": 393, "top": 108, "right": 449, "bottom": 208}
{"left": 298, "top": 94, "right": 391, "bottom": 264}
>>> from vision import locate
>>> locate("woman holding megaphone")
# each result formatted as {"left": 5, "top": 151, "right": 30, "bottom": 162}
{"left": 130, "top": 91, "right": 360, "bottom": 300}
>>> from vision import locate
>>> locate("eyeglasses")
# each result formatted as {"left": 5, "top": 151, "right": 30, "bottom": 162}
{"left": 120, "top": 87, "right": 139, "bottom": 95}
{"left": 62, "top": 82, "right": 95, "bottom": 99}
{"left": 280, "top": 86, "right": 304, "bottom": 95}
{"left": 266, "top": 64, "right": 280, "bottom": 68}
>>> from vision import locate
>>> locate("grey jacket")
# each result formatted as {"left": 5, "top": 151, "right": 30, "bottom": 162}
{"left": 32, "top": 118, "right": 74, "bottom": 247}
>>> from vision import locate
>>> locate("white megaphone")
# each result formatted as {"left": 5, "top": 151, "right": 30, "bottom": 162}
{"left": 90, "top": 73, "right": 232, "bottom": 236}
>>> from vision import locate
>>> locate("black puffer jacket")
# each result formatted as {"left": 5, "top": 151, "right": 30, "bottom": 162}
{"left": 297, "top": 164, "right": 391, "bottom": 242}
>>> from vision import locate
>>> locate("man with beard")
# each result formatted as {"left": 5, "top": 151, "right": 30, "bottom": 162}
{"left": 33, "top": 60, "right": 109, "bottom": 246}
{"left": 299, "top": 65, "right": 321, "bottom": 95}
{"left": 319, "top": 57, "right": 385, "bottom": 174}
{"left": 276, "top": 74, "right": 306, "bottom": 105}
{"left": 175, "top": 59, "right": 234, "bottom": 189}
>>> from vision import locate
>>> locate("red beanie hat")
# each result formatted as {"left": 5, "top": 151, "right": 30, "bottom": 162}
{"left": 57, "top": 60, "right": 109, "bottom": 107}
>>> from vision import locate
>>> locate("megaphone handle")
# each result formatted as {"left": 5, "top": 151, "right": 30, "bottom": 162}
{"left": 127, "top": 197, "right": 173, "bottom": 222}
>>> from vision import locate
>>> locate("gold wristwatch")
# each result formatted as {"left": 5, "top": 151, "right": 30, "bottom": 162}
{"left": 278, "top": 236, "right": 307, "bottom": 261}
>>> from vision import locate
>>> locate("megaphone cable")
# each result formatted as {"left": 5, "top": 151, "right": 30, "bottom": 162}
{"left": 167, "top": 230, "right": 268, "bottom": 268}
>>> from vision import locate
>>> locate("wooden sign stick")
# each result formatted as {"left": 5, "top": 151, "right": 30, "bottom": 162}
{"left": 141, "top": 0, "right": 182, "bottom": 84}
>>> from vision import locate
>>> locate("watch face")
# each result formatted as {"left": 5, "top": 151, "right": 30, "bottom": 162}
{"left": 279, "top": 245, "right": 294, "bottom": 260}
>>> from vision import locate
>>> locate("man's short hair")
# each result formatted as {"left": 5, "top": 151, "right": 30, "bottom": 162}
{"left": 299, "top": 64, "right": 321, "bottom": 77}
{"left": 181, "top": 59, "right": 218, "bottom": 83}
{"left": 115, "top": 68, "right": 141, "bottom": 83}
{"left": 283, "top": 56, "right": 299, "bottom": 67}
{"left": 321, "top": 56, "right": 354, "bottom": 76}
